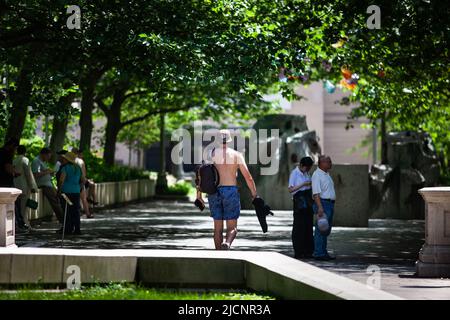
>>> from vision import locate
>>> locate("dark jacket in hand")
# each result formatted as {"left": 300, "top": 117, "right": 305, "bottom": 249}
{"left": 252, "top": 196, "right": 274, "bottom": 233}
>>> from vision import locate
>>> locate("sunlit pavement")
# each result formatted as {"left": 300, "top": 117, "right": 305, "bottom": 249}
{"left": 16, "top": 199, "right": 450, "bottom": 299}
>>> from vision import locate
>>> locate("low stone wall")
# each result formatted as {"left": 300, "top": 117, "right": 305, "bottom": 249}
{"left": 0, "top": 248, "right": 401, "bottom": 300}
{"left": 27, "top": 178, "right": 156, "bottom": 221}
{"left": 241, "top": 164, "right": 370, "bottom": 227}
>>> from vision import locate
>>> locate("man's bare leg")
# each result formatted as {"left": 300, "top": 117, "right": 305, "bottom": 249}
{"left": 80, "top": 188, "right": 91, "bottom": 218}
{"left": 224, "top": 219, "right": 238, "bottom": 249}
{"left": 213, "top": 219, "right": 224, "bottom": 250}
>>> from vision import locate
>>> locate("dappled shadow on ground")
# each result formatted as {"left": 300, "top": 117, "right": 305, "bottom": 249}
{"left": 17, "top": 200, "right": 424, "bottom": 267}
{"left": 16, "top": 200, "right": 450, "bottom": 299}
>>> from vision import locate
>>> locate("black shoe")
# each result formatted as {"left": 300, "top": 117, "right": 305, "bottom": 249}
{"left": 314, "top": 254, "right": 336, "bottom": 261}
{"left": 73, "top": 230, "right": 82, "bottom": 235}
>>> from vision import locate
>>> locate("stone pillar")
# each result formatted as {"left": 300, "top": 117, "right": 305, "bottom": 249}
{"left": 0, "top": 188, "right": 22, "bottom": 247}
{"left": 416, "top": 187, "right": 450, "bottom": 277}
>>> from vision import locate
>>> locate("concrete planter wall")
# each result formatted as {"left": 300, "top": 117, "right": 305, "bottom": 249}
{"left": 0, "top": 248, "right": 401, "bottom": 300}
{"left": 0, "top": 188, "right": 22, "bottom": 247}
{"left": 416, "top": 187, "right": 450, "bottom": 277}
{"left": 27, "top": 178, "right": 156, "bottom": 221}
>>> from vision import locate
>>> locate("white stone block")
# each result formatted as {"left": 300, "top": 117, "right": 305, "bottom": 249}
{"left": 416, "top": 187, "right": 450, "bottom": 277}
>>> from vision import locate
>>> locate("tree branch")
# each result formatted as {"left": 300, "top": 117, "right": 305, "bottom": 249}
{"left": 121, "top": 105, "right": 194, "bottom": 128}
{"left": 124, "top": 90, "right": 150, "bottom": 99}
{"left": 95, "top": 98, "right": 108, "bottom": 114}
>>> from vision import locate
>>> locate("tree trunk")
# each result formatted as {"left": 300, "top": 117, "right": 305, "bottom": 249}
{"left": 128, "top": 144, "right": 132, "bottom": 166}
{"left": 5, "top": 67, "right": 32, "bottom": 141}
{"left": 103, "top": 88, "right": 126, "bottom": 166}
{"left": 49, "top": 93, "right": 75, "bottom": 163}
{"left": 79, "top": 69, "right": 104, "bottom": 151}
{"left": 156, "top": 113, "right": 168, "bottom": 194}
{"left": 103, "top": 118, "right": 121, "bottom": 166}
{"left": 49, "top": 116, "right": 69, "bottom": 163}
{"left": 381, "top": 112, "right": 388, "bottom": 164}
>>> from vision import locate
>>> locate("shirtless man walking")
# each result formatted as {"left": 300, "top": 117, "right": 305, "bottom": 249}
{"left": 197, "top": 129, "right": 257, "bottom": 250}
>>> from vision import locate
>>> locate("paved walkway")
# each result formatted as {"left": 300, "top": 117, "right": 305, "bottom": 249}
{"left": 16, "top": 199, "right": 450, "bottom": 300}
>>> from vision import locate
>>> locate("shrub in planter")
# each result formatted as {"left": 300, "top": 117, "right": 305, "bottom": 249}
{"left": 165, "top": 181, "right": 193, "bottom": 196}
{"left": 82, "top": 152, "right": 151, "bottom": 183}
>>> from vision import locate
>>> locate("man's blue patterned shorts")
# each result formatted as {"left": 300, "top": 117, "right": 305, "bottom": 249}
{"left": 208, "top": 186, "right": 241, "bottom": 220}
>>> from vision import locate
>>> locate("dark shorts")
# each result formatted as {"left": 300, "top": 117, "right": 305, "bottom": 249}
{"left": 208, "top": 186, "right": 240, "bottom": 220}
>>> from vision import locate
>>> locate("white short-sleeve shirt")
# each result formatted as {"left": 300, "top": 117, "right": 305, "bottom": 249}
{"left": 311, "top": 168, "right": 336, "bottom": 200}
{"left": 288, "top": 167, "right": 311, "bottom": 195}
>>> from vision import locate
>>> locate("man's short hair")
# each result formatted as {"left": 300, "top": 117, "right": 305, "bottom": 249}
{"left": 300, "top": 156, "right": 314, "bottom": 167}
{"left": 318, "top": 155, "right": 331, "bottom": 165}
{"left": 17, "top": 145, "right": 26, "bottom": 155}
{"left": 40, "top": 147, "right": 52, "bottom": 155}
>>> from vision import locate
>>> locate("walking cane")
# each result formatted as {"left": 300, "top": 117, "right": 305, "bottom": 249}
{"left": 61, "top": 193, "right": 73, "bottom": 248}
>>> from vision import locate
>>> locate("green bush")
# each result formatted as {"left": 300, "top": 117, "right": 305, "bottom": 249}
{"left": 19, "top": 136, "right": 45, "bottom": 160}
{"left": 82, "top": 151, "right": 151, "bottom": 183}
{"left": 165, "top": 181, "right": 193, "bottom": 196}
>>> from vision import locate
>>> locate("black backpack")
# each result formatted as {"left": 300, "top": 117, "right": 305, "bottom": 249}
{"left": 195, "top": 162, "right": 220, "bottom": 195}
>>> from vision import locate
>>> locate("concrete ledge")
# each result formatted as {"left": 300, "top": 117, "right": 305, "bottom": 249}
{"left": 138, "top": 257, "right": 245, "bottom": 288}
{"left": 11, "top": 254, "right": 64, "bottom": 284}
{"left": 63, "top": 255, "right": 137, "bottom": 283}
{"left": 0, "top": 254, "right": 11, "bottom": 283}
{"left": 28, "top": 178, "right": 156, "bottom": 221}
{"left": 0, "top": 248, "right": 401, "bottom": 300}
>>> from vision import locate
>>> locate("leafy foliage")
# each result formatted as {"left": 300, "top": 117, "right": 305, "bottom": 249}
{"left": 165, "top": 181, "right": 193, "bottom": 196}
{"left": 0, "top": 0, "right": 448, "bottom": 176}
{"left": 82, "top": 152, "right": 150, "bottom": 183}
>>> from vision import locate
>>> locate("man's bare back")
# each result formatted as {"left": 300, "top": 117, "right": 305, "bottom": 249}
{"left": 196, "top": 129, "right": 258, "bottom": 251}
{"left": 211, "top": 146, "right": 244, "bottom": 186}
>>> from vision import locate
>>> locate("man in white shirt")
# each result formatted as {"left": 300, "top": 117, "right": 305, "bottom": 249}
{"left": 32, "top": 148, "right": 64, "bottom": 225}
{"left": 311, "top": 155, "right": 336, "bottom": 260}
{"left": 288, "top": 156, "right": 314, "bottom": 259}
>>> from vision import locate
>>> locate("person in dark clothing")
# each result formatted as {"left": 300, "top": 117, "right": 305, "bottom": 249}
{"left": 288, "top": 156, "right": 314, "bottom": 259}
{"left": 0, "top": 138, "right": 20, "bottom": 187}
{"left": 0, "top": 138, "right": 25, "bottom": 229}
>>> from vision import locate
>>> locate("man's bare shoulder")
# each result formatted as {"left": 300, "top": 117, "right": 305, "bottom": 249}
{"left": 228, "top": 148, "right": 246, "bottom": 165}
{"left": 226, "top": 148, "right": 241, "bottom": 156}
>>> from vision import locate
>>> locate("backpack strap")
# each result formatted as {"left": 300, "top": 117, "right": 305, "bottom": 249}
{"left": 195, "top": 163, "right": 202, "bottom": 189}
{"left": 210, "top": 147, "right": 219, "bottom": 187}
{"left": 212, "top": 164, "right": 220, "bottom": 187}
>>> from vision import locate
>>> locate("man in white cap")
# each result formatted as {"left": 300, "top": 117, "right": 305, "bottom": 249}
{"left": 197, "top": 129, "right": 257, "bottom": 250}
{"left": 311, "top": 155, "right": 336, "bottom": 261}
